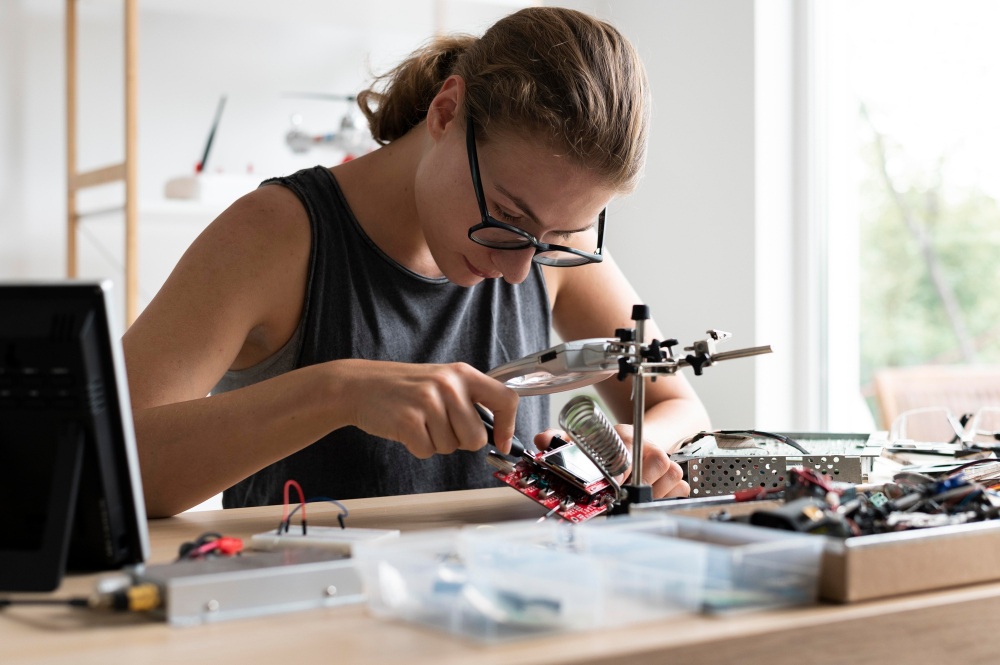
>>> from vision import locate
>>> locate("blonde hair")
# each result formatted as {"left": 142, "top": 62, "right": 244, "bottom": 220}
{"left": 357, "top": 7, "right": 650, "bottom": 193}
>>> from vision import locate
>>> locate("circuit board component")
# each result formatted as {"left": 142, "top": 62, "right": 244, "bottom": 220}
{"left": 488, "top": 440, "right": 618, "bottom": 523}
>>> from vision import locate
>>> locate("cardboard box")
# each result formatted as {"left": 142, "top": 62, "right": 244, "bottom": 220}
{"left": 820, "top": 521, "right": 1000, "bottom": 602}
{"left": 632, "top": 497, "right": 1000, "bottom": 603}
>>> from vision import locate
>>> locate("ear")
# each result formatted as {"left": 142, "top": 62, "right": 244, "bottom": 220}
{"left": 426, "top": 75, "right": 465, "bottom": 141}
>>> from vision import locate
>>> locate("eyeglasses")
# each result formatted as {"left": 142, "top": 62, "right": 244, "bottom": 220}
{"left": 890, "top": 406, "right": 1000, "bottom": 446}
{"left": 465, "top": 114, "right": 605, "bottom": 267}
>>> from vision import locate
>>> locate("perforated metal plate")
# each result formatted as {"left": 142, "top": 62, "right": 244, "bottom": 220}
{"left": 799, "top": 455, "right": 863, "bottom": 484}
{"left": 683, "top": 454, "right": 864, "bottom": 496}
{"left": 687, "top": 457, "right": 787, "bottom": 497}
{"left": 674, "top": 432, "right": 883, "bottom": 496}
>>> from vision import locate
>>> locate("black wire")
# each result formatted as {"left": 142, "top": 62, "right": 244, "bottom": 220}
{"left": 894, "top": 470, "right": 936, "bottom": 486}
{"left": 176, "top": 531, "right": 224, "bottom": 561}
{"left": 959, "top": 444, "right": 1000, "bottom": 456}
{"left": 676, "top": 429, "right": 810, "bottom": 455}
{"left": 279, "top": 497, "right": 350, "bottom": 534}
{"left": 0, "top": 598, "right": 89, "bottom": 609}
{"left": 713, "top": 429, "right": 811, "bottom": 455}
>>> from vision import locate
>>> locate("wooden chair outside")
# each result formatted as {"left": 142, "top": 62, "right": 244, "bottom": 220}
{"left": 873, "top": 364, "right": 1000, "bottom": 441}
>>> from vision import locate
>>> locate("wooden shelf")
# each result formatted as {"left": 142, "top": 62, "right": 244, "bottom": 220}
{"left": 66, "top": 0, "right": 139, "bottom": 324}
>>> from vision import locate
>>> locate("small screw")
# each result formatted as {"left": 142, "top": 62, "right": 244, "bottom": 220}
{"left": 325, "top": 585, "right": 338, "bottom": 597}
{"left": 205, "top": 599, "right": 220, "bottom": 612}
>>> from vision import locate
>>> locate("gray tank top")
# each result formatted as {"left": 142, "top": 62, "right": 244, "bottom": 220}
{"left": 221, "top": 166, "right": 551, "bottom": 507}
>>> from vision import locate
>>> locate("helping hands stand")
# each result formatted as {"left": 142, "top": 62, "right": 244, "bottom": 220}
{"left": 608, "top": 305, "right": 772, "bottom": 511}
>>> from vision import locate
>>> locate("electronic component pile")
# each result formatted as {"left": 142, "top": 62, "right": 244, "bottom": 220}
{"left": 721, "top": 460, "right": 1000, "bottom": 537}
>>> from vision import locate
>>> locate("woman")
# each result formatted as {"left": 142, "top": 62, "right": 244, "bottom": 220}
{"left": 124, "top": 7, "right": 711, "bottom": 517}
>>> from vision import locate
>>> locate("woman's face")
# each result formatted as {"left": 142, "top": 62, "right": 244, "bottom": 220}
{"left": 415, "top": 120, "right": 615, "bottom": 287}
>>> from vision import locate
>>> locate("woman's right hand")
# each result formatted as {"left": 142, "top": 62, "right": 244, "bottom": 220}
{"left": 332, "top": 359, "right": 520, "bottom": 458}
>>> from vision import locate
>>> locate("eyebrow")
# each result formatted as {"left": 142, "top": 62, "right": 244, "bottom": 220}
{"left": 494, "top": 184, "right": 596, "bottom": 235}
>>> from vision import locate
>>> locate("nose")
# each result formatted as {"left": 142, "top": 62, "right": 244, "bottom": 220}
{"left": 490, "top": 247, "right": 536, "bottom": 284}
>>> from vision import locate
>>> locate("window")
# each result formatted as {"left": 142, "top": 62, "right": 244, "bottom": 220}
{"left": 820, "top": 0, "right": 1000, "bottom": 428}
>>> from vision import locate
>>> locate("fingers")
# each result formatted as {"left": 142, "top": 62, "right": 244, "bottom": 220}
{"left": 472, "top": 369, "right": 519, "bottom": 451}
{"left": 448, "top": 363, "right": 519, "bottom": 454}
{"left": 374, "top": 362, "right": 518, "bottom": 458}
{"left": 643, "top": 447, "right": 688, "bottom": 499}
{"left": 533, "top": 428, "right": 567, "bottom": 451}
{"left": 650, "top": 466, "right": 687, "bottom": 499}
{"left": 658, "top": 478, "right": 691, "bottom": 499}
{"left": 415, "top": 367, "right": 488, "bottom": 455}
{"left": 610, "top": 424, "right": 690, "bottom": 499}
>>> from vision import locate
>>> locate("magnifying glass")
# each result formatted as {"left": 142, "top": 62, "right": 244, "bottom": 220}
{"left": 489, "top": 335, "right": 773, "bottom": 397}
{"left": 487, "top": 339, "right": 620, "bottom": 396}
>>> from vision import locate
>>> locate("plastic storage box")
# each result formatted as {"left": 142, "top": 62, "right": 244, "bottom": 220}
{"left": 580, "top": 515, "right": 826, "bottom": 613}
{"left": 353, "top": 515, "right": 825, "bottom": 642}
{"left": 354, "top": 525, "right": 611, "bottom": 642}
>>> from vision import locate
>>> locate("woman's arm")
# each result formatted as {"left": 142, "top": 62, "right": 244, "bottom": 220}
{"left": 126, "top": 185, "right": 518, "bottom": 517}
{"left": 124, "top": 184, "right": 322, "bottom": 516}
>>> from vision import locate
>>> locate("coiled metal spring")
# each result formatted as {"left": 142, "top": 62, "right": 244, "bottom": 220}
{"left": 559, "top": 395, "right": 631, "bottom": 500}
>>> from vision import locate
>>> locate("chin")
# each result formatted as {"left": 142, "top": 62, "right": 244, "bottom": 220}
{"left": 452, "top": 273, "right": 485, "bottom": 288}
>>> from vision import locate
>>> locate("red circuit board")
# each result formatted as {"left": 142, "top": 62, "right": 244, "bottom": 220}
{"left": 493, "top": 459, "right": 616, "bottom": 523}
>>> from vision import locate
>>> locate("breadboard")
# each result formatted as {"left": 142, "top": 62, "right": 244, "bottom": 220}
{"left": 250, "top": 526, "right": 399, "bottom": 555}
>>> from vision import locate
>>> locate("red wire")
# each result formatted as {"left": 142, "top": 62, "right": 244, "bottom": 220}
{"left": 195, "top": 540, "right": 220, "bottom": 557}
{"left": 791, "top": 466, "right": 836, "bottom": 493}
{"left": 282, "top": 479, "right": 307, "bottom": 530}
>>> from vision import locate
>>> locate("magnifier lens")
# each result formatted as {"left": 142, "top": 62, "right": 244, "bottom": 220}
{"left": 488, "top": 339, "right": 619, "bottom": 396}
{"left": 500, "top": 370, "right": 615, "bottom": 396}
{"left": 506, "top": 371, "right": 584, "bottom": 389}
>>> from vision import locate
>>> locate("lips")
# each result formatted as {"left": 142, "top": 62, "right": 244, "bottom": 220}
{"left": 464, "top": 257, "right": 500, "bottom": 280}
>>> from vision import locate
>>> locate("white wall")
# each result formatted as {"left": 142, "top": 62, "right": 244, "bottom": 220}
{"left": 0, "top": 1, "right": 31, "bottom": 276}
{"left": 1, "top": 1, "right": 809, "bottom": 435}
{"left": 563, "top": 0, "right": 801, "bottom": 430}
{"left": 0, "top": 0, "right": 525, "bottom": 326}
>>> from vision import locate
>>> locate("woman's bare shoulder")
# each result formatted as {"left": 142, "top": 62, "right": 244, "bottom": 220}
{"left": 124, "top": 184, "right": 313, "bottom": 406}
{"left": 206, "top": 183, "right": 310, "bottom": 254}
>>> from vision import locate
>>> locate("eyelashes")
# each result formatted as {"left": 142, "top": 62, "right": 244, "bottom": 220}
{"left": 492, "top": 205, "right": 521, "bottom": 224}
{"left": 492, "top": 206, "right": 574, "bottom": 241}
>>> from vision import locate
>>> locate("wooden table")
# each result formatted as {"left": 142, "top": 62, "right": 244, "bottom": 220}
{"left": 1, "top": 487, "right": 995, "bottom": 664}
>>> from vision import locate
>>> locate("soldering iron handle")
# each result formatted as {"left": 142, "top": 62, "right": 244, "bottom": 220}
{"left": 474, "top": 403, "right": 526, "bottom": 457}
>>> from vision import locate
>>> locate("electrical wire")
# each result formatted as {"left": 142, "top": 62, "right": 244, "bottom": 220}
{"left": 280, "top": 479, "right": 307, "bottom": 534}
{"left": 1, "top": 583, "right": 162, "bottom": 613}
{"left": 677, "top": 429, "right": 810, "bottom": 455}
{"left": 176, "top": 532, "right": 243, "bottom": 561}
{"left": 286, "top": 497, "right": 350, "bottom": 530}
{"left": 0, "top": 597, "right": 89, "bottom": 609}
{"left": 277, "top": 478, "right": 349, "bottom": 533}
{"left": 789, "top": 466, "right": 836, "bottom": 493}
{"left": 536, "top": 505, "right": 560, "bottom": 523}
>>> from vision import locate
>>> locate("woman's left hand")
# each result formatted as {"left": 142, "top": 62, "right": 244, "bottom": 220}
{"left": 533, "top": 425, "right": 689, "bottom": 499}
{"left": 611, "top": 424, "right": 689, "bottom": 498}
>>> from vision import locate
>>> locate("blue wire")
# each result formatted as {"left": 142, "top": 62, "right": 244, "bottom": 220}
{"left": 954, "top": 488, "right": 983, "bottom": 508}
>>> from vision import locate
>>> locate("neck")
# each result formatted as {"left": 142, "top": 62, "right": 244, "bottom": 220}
{"left": 330, "top": 128, "right": 442, "bottom": 277}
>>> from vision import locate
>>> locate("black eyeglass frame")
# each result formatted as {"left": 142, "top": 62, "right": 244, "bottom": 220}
{"left": 465, "top": 115, "right": 605, "bottom": 267}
